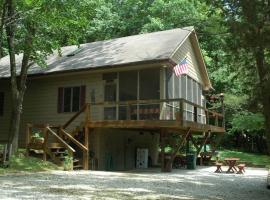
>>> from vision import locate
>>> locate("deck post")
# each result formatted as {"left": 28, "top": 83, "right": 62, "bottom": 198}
{"left": 26, "top": 124, "right": 32, "bottom": 157}
{"left": 2, "top": 144, "right": 7, "bottom": 164}
{"left": 83, "top": 124, "right": 89, "bottom": 170}
{"left": 179, "top": 99, "right": 184, "bottom": 126}
{"left": 160, "top": 129, "right": 166, "bottom": 172}
{"left": 43, "top": 127, "right": 49, "bottom": 161}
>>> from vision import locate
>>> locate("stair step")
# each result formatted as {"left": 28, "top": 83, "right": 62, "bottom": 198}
{"left": 47, "top": 143, "right": 65, "bottom": 148}
{"left": 73, "top": 164, "right": 83, "bottom": 170}
{"left": 52, "top": 151, "right": 67, "bottom": 155}
{"left": 73, "top": 159, "right": 80, "bottom": 163}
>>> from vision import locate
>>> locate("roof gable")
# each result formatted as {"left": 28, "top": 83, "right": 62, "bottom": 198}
{"left": 0, "top": 27, "right": 211, "bottom": 90}
{"left": 169, "top": 28, "right": 212, "bottom": 90}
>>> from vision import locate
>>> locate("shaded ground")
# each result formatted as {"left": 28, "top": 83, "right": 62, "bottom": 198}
{"left": 0, "top": 166, "right": 269, "bottom": 200}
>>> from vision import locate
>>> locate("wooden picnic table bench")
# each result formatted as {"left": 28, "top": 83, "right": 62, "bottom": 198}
{"left": 215, "top": 162, "right": 223, "bottom": 173}
{"left": 237, "top": 164, "right": 245, "bottom": 174}
{"left": 224, "top": 157, "right": 240, "bottom": 173}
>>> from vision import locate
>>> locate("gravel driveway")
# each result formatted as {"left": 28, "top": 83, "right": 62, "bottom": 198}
{"left": 0, "top": 166, "right": 269, "bottom": 200}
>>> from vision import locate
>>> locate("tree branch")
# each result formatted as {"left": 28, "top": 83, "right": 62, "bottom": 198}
{"left": 19, "top": 24, "right": 35, "bottom": 95}
{"left": 5, "top": 0, "right": 18, "bottom": 100}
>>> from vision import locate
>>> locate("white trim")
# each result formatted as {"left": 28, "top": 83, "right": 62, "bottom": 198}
{"left": 169, "top": 27, "right": 194, "bottom": 59}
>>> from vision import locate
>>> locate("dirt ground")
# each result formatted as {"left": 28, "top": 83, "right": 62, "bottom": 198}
{"left": 0, "top": 166, "right": 269, "bottom": 200}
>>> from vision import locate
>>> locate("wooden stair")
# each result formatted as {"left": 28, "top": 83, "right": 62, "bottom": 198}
{"left": 26, "top": 126, "right": 87, "bottom": 170}
{"left": 26, "top": 104, "right": 90, "bottom": 170}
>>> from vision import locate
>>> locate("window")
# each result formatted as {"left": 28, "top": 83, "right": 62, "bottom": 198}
{"left": 58, "top": 86, "right": 86, "bottom": 113}
{"left": 104, "top": 84, "right": 116, "bottom": 102}
{"left": 0, "top": 92, "right": 4, "bottom": 116}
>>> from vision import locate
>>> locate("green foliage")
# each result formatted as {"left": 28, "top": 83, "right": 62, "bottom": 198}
{"left": 231, "top": 112, "right": 265, "bottom": 133}
{"left": 218, "top": 150, "right": 270, "bottom": 168}
{"left": 2, "top": 0, "right": 97, "bottom": 66}
{"left": 63, "top": 151, "right": 73, "bottom": 171}
{"left": 0, "top": 150, "right": 60, "bottom": 174}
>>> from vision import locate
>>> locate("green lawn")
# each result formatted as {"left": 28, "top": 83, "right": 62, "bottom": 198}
{"left": 0, "top": 150, "right": 61, "bottom": 174}
{"left": 217, "top": 149, "right": 270, "bottom": 168}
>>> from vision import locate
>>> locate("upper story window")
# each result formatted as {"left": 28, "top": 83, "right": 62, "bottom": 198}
{"left": 57, "top": 86, "right": 86, "bottom": 113}
{"left": 0, "top": 92, "right": 4, "bottom": 116}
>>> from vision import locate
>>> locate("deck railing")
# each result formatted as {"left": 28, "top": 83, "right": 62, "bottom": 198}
{"left": 89, "top": 98, "right": 225, "bottom": 129}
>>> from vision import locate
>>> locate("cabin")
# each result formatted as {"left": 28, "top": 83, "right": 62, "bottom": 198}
{"left": 0, "top": 27, "right": 225, "bottom": 171}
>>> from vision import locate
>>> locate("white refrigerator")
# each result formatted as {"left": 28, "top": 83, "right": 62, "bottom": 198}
{"left": 136, "top": 148, "right": 148, "bottom": 168}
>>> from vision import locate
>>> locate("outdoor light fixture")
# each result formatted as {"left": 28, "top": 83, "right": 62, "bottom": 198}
{"left": 219, "top": 93, "right": 224, "bottom": 101}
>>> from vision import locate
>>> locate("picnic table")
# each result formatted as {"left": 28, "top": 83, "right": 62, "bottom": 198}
{"left": 224, "top": 157, "right": 240, "bottom": 173}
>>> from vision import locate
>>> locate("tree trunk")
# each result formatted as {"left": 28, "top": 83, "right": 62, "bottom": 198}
{"left": 5, "top": 0, "right": 20, "bottom": 154}
{"left": 255, "top": 47, "right": 270, "bottom": 155}
{"left": 5, "top": 0, "right": 35, "bottom": 155}
{"left": 8, "top": 100, "right": 22, "bottom": 153}
{"left": 0, "top": 0, "right": 7, "bottom": 58}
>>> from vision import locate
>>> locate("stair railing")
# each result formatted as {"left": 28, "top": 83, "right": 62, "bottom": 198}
{"left": 61, "top": 103, "right": 90, "bottom": 170}
{"left": 45, "top": 127, "right": 75, "bottom": 169}
{"left": 62, "top": 103, "right": 90, "bottom": 129}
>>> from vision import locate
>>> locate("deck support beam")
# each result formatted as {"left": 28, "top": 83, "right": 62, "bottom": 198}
{"left": 196, "top": 131, "right": 210, "bottom": 156}
{"left": 163, "top": 128, "right": 191, "bottom": 172}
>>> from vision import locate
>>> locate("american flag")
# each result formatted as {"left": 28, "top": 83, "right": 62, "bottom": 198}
{"left": 173, "top": 58, "right": 188, "bottom": 77}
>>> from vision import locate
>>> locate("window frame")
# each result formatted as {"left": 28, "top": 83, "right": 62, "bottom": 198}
{"left": 58, "top": 86, "right": 85, "bottom": 113}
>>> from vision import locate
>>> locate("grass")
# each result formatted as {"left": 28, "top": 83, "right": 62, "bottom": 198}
{"left": 217, "top": 149, "right": 270, "bottom": 168}
{"left": 0, "top": 149, "right": 61, "bottom": 175}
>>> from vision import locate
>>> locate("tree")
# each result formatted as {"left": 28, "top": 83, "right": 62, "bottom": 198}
{"left": 208, "top": 0, "right": 270, "bottom": 154}
{"left": 1, "top": 0, "right": 94, "bottom": 153}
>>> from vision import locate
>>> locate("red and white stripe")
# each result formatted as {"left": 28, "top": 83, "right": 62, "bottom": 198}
{"left": 173, "top": 62, "right": 188, "bottom": 77}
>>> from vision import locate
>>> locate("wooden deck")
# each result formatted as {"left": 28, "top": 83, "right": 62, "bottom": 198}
{"left": 25, "top": 98, "right": 225, "bottom": 171}
{"left": 88, "top": 120, "right": 225, "bottom": 133}
{"left": 88, "top": 98, "right": 225, "bottom": 134}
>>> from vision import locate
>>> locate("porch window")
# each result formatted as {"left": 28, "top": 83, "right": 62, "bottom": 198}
{"left": 57, "top": 86, "right": 86, "bottom": 113}
{"left": 0, "top": 92, "right": 4, "bottom": 116}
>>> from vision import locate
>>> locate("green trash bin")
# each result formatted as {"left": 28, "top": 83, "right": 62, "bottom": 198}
{"left": 186, "top": 152, "right": 196, "bottom": 169}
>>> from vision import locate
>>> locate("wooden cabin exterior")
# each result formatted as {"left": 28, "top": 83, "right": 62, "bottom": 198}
{"left": 0, "top": 27, "right": 225, "bottom": 171}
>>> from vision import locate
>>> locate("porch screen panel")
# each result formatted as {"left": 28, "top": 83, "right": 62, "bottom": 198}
{"left": 140, "top": 68, "right": 160, "bottom": 100}
{"left": 103, "top": 72, "right": 117, "bottom": 120}
{"left": 139, "top": 68, "right": 160, "bottom": 120}
{"left": 186, "top": 77, "right": 193, "bottom": 121}
{"left": 192, "top": 80, "right": 198, "bottom": 122}
{"left": 119, "top": 71, "right": 137, "bottom": 101}
{"left": 166, "top": 68, "right": 173, "bottom": 99}
{"left": 180, "top": 75, "right": 187, "bottom": 120}
{"left": 174, "top": 73, "right": 180, "bottom": 99}
{"left": 119, "top": 71, "right": 137, "bottom": 120}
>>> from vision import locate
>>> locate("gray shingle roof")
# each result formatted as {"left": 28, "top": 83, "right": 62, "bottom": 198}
{"left": 0, "top": 27, "right": 193, "bottom": 78}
